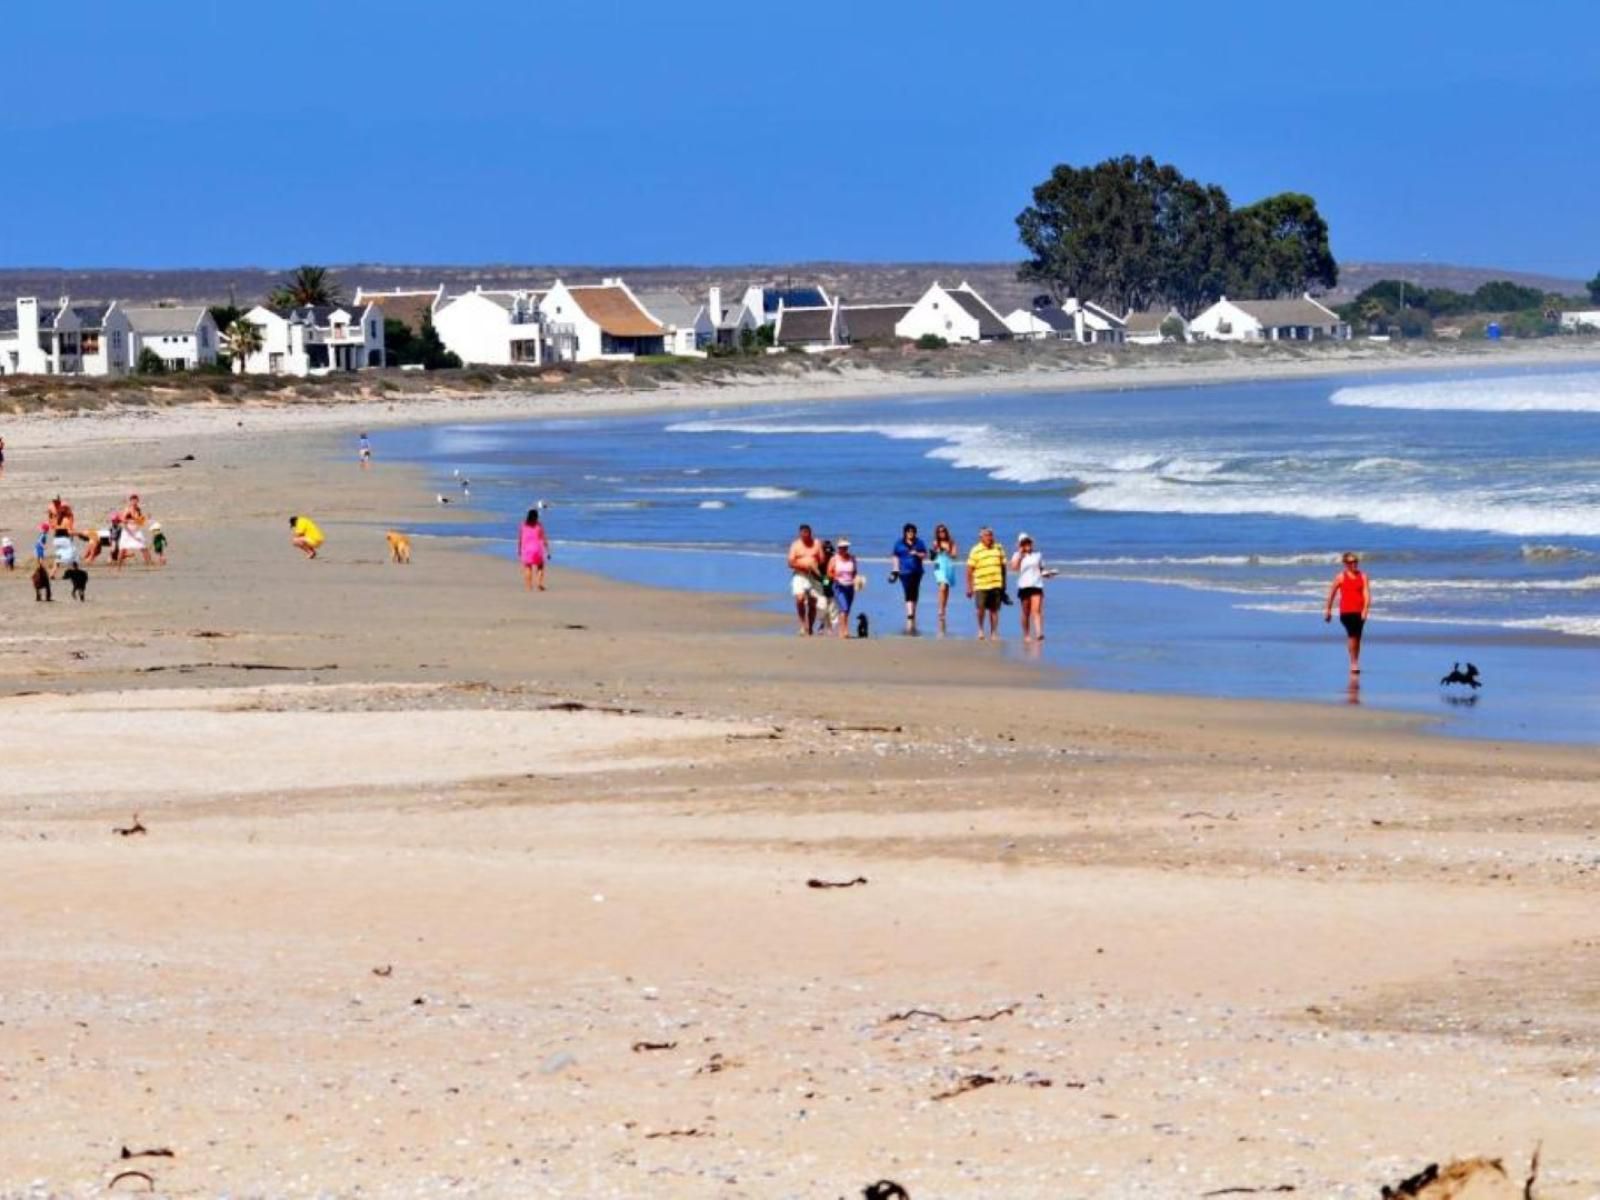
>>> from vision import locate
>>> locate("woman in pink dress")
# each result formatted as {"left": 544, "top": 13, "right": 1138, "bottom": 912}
{"left": 518, "top": 508, "right": 549, "bottom": 591}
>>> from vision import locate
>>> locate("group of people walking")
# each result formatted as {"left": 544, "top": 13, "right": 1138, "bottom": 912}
{"left": 786, "top": 521, "right": 1057, "bottom": 640}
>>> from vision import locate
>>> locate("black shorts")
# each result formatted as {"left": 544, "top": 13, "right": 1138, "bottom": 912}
{"left": 900, "top": 572, "right": 923, "bottom": 602}
{"left": 1339, "top": 612, "right": 1365, "bottom": 637}
{"left": 1018, "top": 586, "right": 1042, "bottom": 601}
{"left": 974, "top": 588, "right": 1002, "bottom": 612}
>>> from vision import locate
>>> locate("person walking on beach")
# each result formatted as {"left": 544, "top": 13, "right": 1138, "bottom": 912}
{"left": 1323, "top": 552, "right": 1371, "bottom": 674}
{"left": 890, "top": 522, "right": 928, "bottom": 630}
{"left": 359, "top": 432, "right": 373, "bottom": 469}
{"left": 966, "top": 526, "right": 1006, "bottom": 641}
{"left": 289, "top": 513, "right": 325, "bottom": 559}
{"left": 930, "top": 524, "right": 959, "bottom": 631}
{"left": 788, "top": 523, "right": 825, "bottom": 636}
{"left": 519, "top": 508, "right": 549, "bottom": 591}
{"left": 1009, "top": 532, "right": 1056, "bottom": 642}
{"left": 116, "top": 494, "right": 154, "bottom": 569}
{"left": 828, "top": 537, "right": 860, "bottom": 638}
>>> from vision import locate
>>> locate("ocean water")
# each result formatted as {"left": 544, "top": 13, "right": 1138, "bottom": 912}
{"left": 387, "top": 366, "right": 1600, "bottom": 744}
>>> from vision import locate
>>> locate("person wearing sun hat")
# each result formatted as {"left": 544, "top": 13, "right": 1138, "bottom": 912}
{"left": 827, "top": 536, "right": 861, "bottom": 638}
{"left": 1008, "top": 531, "right": 1057, "bottom": 643}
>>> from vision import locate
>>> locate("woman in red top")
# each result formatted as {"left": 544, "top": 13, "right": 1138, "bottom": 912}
{"left": 1323, "top": 552, "right": 1371, "bottom": 674}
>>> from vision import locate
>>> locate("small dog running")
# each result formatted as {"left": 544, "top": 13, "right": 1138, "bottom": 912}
{"left": 63, "top": 565, "right": 88, "bottom": 601}
{"left": 1440, "top": 662, "right": 1482, "bottom": 689}
{"left": 31, "top": 563, "right": 51, "bottom": 601}
{"left": 385, "top": 530, "right": 412, "bottom": 564}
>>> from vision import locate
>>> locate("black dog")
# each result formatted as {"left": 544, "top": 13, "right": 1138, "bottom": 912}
{"left": 856, "top": 612, "right": 870, "bottom": 639}
{"left": 1440, "top": 662, "right": 1482, "bottom": 689}
{"left": 31, "top": 564, "right": 51, "bottom": 602}
{"left": 64, "top": 565, "right": 88, "bottom": 601}
{"left": 863, "top": 1183, "right": 910, "bottom": 1200}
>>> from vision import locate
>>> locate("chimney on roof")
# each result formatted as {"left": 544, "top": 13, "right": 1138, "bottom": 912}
{"left": 708, "top": 285, "right": 722, "bottom": 326}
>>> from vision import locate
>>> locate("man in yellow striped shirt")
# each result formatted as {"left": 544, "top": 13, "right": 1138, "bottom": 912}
{"left": 965, "top": 526, "right": 1006, "bottom": 640}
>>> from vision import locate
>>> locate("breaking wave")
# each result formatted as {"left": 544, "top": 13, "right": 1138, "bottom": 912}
{"left": 1330, "top": 372, "right": 1600, "bottom": 413}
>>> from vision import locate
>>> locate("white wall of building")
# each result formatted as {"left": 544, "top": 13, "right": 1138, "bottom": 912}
{"left": 1187, "top": 299, "right": 1262, "bottom": 342}
{"left": 1560, "top": 310, "right": 1600, "bottom": 331}
{"left": 895, "top": 283, "right": 981, "bottom": 343}
{"left": 238, "top": 307, "right": 307, "bottom": 376}
{"left": 434, "top": 291, "right": 542, "bottom": 366}
{"left": 538, "top": 281, "right": 605, "bottom": 361}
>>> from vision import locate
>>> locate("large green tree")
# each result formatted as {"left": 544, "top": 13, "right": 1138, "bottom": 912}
{"left": 1587, "top": 270, "right": 1600, "bottom": 304}
{"left": 1227, "top": 193, "right": 1338, "bottom": 298}
{"left": 269, "top": 265, "right": 343, "bottom": 309}
{"left": 1017, "top": 158, "right": 1336, "bottom": 314}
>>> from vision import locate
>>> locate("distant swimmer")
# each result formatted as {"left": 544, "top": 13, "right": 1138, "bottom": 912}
{"left": 1323, "top": 551, "right": 1371, "bottom": 674}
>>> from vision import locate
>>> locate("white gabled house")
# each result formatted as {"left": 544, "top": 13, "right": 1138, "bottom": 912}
{"left": 1, "top": 297, "right": 134, "bottom": 375}
{"left": 538, "top": 278, "right": 666, "bottom": 361}
{"left": 1124, "top": 307, "right": 1190, "bottom": 345}
{"left": 895, "top": 281, "right": 1011, "bottom": 343}
{"left": 122, "top": 306, "right": 220, "bottom": 370}
{"left": 432, "top": 288, "right": 550, "bottom": 366}
{"left": 237, "top": 301, "right": 385, "bottom": 376}
{"left": 1027, "top": 298, "right": 1127, "bottom": 344}
{"left": 708, "top": 285, "right": 762, "bottom": 348}
{"left": 1188, "top": 295, "right": 1350, "bottom": 342}
{"left": 1004, "top": 308, "right": 1055, "bottom": 340}
{"left": 634, "top": 290, "right": 713, "bottom": 356}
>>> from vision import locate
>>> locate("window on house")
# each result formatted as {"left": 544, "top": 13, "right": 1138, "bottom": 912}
{"left": 369, "top": 320, "right": 376, "bottom": 338}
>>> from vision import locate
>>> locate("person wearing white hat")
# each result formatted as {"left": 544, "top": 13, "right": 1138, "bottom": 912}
{"left": 827, "top": 537, "right": 861, "bottom": 638}
{"left": 1009, "top": 531, "right": 1056, "bottom": 642}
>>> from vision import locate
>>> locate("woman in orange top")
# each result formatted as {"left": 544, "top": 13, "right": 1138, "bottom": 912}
{"left": 1323, "top": 552, "right": 1371, "bottom": 674}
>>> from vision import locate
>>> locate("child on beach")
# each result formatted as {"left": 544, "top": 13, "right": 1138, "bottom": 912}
{"left": 151, "top": 522, "right": 167, "bottom": 564}
{"left": 519, "top": 508, "right": 549, "bottom": 591}
{"left": 359, "top": 433, "right": 372, "bottom": 469}
{"left": 2, "top": 537, "right": 14, "bottom": 570}
{"left": 289, "top": 514, "right": 325, "bottom": 559}
{"left": 33, "top": 523, "right": 48, "bottom": 565}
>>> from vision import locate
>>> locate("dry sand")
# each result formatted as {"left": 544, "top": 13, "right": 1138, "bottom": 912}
{"left": 1, "top": 372, "right": 1598, "bottom": 1199}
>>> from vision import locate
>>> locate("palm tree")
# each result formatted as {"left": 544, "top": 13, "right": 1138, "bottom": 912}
{"left": 224, "top": 318, "right": 265, "bottom": 374}
{"left": 269, "top": 265, "right": 343, "bottom": 309}
{"left": 1358, "top": 297, "right": 1386, "bottom": 334}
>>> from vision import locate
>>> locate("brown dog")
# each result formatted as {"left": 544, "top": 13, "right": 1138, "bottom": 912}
{"left": 385, "top": 531, "right": 412, "bottom": 564}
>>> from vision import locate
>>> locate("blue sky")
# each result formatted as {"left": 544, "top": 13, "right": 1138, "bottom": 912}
{"left": 0, "top": 1, "right": 1595, "bottom": 276}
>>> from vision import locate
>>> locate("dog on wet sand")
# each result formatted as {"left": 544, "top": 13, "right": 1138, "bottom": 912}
{"left": 64, "top": 565, "right": 88, "bottom": 601}
{"left": 856, "top": 612, "right": 870, "bottom": 639}
{"left": 31, "top": 563, "right": 51, "bottom": 601}
{"left": 386, "top": 531, "right": 412, "bottom": 564}
{"left": 1440, "top": 662, "right": 1482, "bottom": 689}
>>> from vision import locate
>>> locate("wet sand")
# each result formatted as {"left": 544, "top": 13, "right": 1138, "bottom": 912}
{"left": 0, "top": 411, "right": 1597, "bottom": 1198}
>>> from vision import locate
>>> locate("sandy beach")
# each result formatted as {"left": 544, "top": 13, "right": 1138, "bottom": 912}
{"left": 2, "top": 363, "right": 1598, "bottom": 1198}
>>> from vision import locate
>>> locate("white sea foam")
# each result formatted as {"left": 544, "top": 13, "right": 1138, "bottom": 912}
{"left": 1506, "top": 615, "right": 1600, "bottom": 638}
{"left": 698, "top": 500, "right": 727, "bottom": 509}
{"left": 1330, "top": 372, "right": 1600, "bottom": 413}
{"left": 743, "top": 486, "right": 799, "bottom": 501}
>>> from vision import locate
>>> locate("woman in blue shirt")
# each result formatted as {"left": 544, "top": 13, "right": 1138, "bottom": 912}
{"left": 889, "top": 522, "right": 928, "bottom": 629}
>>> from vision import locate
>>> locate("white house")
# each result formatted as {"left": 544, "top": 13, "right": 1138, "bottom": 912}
{"left": 1124, "top": 307, "right": 1189, "bottom": 345}
{"left": 432, "top": 288, "right": 549, "bottom": 366}
{"left": 708, "top": 285, "right": 762, "bottom": 348}
{"left": 1559, "top": 309, "right": 1600, "bottom": 333}
{"left": 634, "top": 290, "right": 713, "bottom": 355}
{"left": 1188, "top": 295, "right": 1350, "bottom": 342}
{"left": 773, "top": 298, "right": 844, "bottom": 351}
{"left": 895, "top": 281, "right": 1011, "bottom": 343}
{"left": 1027, "top": 298, "right": 1127, "bottom": 344}
{"left": 0, "top": 297, "right": 134, "bottom": 375}
{"left": 236, "top": 301, "right": 384, "bottom": 376}
{"left": 1004, "top": 309, "right": 1055, "bottom": 340}
{"left": 538, "top": 278, "right": 665, "bottom": 361}
{"left": 122, "top": 306, "right": 220, "bottom": 370}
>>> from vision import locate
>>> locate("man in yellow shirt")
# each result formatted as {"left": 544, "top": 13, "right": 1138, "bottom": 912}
{"left": 289, "top": 514, "right": 325, "bottom": 559}
{"left": 965, "top": 526, "right": 1006, "bottom": 640}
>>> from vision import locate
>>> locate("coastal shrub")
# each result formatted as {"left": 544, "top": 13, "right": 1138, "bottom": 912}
{"left": 915, "top": 333, "right": 949, "bottom": 350}
{"left": 135, "top": 348, "right": 166, "bottom": 375}
{"left": 1159, "top": 316, "right": 1187, "bottom": 340}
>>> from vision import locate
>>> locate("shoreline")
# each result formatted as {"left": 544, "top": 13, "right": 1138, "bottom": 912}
{"left": 4, "top": 336, "right": 1599, "bottom": 452}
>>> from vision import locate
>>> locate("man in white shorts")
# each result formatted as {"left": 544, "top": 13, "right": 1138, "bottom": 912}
{"left": 787, "top": 523, "right": 825, "bottom": 635}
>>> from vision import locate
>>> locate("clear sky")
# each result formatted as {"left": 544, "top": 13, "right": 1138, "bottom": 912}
{"left": 1, "top": 0, "right": 1595, "bottom": 276}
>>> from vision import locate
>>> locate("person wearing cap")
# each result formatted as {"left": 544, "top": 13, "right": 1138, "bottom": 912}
{"left": 965, "top": 526, "right": 1006, "bottom": 640}
{"left": 827, "top": 537, "right": 861, "bottom": 638}
{"left": 1008, "top": 532, "right": 1057, "bottom": 643}
{"left": 151, "top": 522, "right": 168, "bottom": 564}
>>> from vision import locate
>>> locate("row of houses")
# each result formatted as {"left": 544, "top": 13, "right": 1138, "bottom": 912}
{"left": 0, "top": 278, "right": 1350, "bottom": 378}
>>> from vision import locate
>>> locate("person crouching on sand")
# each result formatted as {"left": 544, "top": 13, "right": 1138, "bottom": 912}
{"left": 519, "top": 508, "right": 549, "bottom": 591}
{"left": 289, "top": 514, "right": 325, "bottom": 559}
{"left": 1324, "top": 551, "right": 1371, "bottom": 674}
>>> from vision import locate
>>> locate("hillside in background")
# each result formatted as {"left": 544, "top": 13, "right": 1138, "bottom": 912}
{"left": 0, "top": 261, "right": 1585, "bottom": 313}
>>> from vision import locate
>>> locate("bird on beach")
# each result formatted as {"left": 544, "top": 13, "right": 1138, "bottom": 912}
{"left": 435, "top": 494, "right": 452, "bottom": 505}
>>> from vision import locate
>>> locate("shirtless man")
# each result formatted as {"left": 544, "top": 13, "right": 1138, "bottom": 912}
{"left": 787, "top": 523, "right": 825, "bottom": 636}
